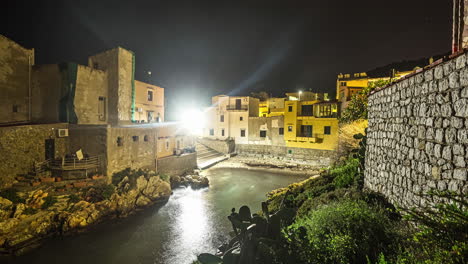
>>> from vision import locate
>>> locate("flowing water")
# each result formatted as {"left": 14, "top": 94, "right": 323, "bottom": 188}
{"left": 7, "top": 168, "right": 307, "bottom": 264}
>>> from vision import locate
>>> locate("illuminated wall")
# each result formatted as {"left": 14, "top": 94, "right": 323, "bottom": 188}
{"left": 135, "top": 80, "right": 164, "bottom": 123}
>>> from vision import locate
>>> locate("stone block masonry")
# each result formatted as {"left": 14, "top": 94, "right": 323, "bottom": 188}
{"left": 365, "top": 53, "right": 468, "bottom": 209}
{"left": 157, "top": 153, "right": 197, "bottom": 176}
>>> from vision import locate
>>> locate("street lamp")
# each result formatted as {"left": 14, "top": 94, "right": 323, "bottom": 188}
{"left": 298, "top": 90, "right": 302, "bottom": 101}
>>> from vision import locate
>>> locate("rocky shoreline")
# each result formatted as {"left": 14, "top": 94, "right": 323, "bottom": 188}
{"left": 212, "top": 155, "right": 325, "bottom": 176}
{"left": 0, "top": 169, "right": 209, "bottom": 256}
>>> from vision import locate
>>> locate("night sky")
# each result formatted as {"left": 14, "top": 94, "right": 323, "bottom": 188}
{"left": 1, "top": 0, "right": 451, "bottom": 119}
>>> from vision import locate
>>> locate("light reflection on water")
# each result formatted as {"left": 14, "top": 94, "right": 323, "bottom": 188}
{"left": 7, "top": 168, "right": 307, "bottom": 264}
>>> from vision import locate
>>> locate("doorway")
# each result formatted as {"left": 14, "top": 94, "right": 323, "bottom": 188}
{"left": 45, "top": 139, "right": 55, "bottom": 160}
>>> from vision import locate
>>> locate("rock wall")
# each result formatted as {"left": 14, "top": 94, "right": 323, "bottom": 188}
{"left": 0, "top": 35, "right": 34, "bottom": 124}
{"left": 0, "top": 123, "right": 69, "bottom": 187}
{"left": 157, "top": 153, "right": 197, "bottom": 176}
{"left": 365, "top": 53, "right": 468, "bottom": 209}
{"left": 198, "top": 138, "right": 235, "bottom": 154}
{"left": 236, "top": 144, "right": 336, "bottom": 167}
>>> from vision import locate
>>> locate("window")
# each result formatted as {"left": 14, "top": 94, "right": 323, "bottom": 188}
{"left": 93, "top": 62, "right": 99, "bottom": 69}
{"left": 12, "top": 104, "right": 18, "bottom": 113}
{"left": 340, "top": 81, "right": 347, "bottom": 86}
{"left": 288, "top": 126, "right": 293, "bottom": 132}
{"left": 98, "top": 97, "right": 106, "bottom": 121}
{"left": 132, "top": 136, "right": 139, "bottom": 142}
{"left": 147, "top": 111, "right": 154, "bottom": 122}
{"left": 263, "top": 114, "right": 266, "bottom": 117}
{"left": 220, "top": 115, "right": 224, "bottom": 122}
{"left": 260, "top": 131, "right": 267, "bottom": 138}
{"left": 221, "top": 129, "right": 225, "bottom": 137}
{"left": 209, "top": 129, "right": 214, "bottom": 136}
{"left": 147, "top": 90, "right": 153, "bottom": 101}
{"left": 319, "top": 105, "right": 332, "bottom": 117}
{"left": 279, "top": 128, "right": 284, "bottom": 135}
{"left": 324, "top": 126, "right": 331, "bottom": 135}
{"left": 166, "top": 140, "right": 170, "bottom": 150}
{"left": 288, "top": 105, "right": 293, "bottom": 112}
{"left": 117, "top": 137, "right": 123, "bottom": 146}
{"left": 301, "top": 105, "right": 313, "bottom": 116}
{"left": 240, "top": 129, "right": 246, "bottom": 137}
{"left": 240, "top": 116, "right": 243, "bottom": 121}
{"left": 144, "top": 135, "right": 149, "bottom": 142}
{"left": 300, "top": 125, "right": 313, "bottom": 137}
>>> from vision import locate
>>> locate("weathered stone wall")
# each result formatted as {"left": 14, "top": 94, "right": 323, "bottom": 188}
{"left": 74, "top": 65, "right": 108, "bottom": 124}
{"left": 88, "top": 48, "right": 134, "bottom": 126}
{"left": 236, "top": 144, "right": 336, "bottom": 167}
{"left": 198, "top": 138, "right": 235, "bottom": 154}
{"left": 0, "top": 123, "right": 68, "bottom": 187}
{"left": 68, "top": 124, "right": 108, "bottom": 174}
{"left": 248, "top": 116, "right": 285, "bottom": 146}
{"left": 366, "top": 53, "right": 468, "bottom": 209}
{"left": 0, "top": 35, "right": 34, "bottom": 124}
{"left": 31, "top": 64, "right": 62, "bottom": 123}
{"left": 106, "top": 126, "right": 157, "bottom": 176}
{"left": 157, "top": 153, "right": 197, "bottom": 176}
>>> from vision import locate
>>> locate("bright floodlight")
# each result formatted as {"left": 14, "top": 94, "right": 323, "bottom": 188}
{"left": 180, "top": 108, "right": 205, "bottom": 135}
{"left": 299, "top": 90, "right": 302, "bottom": 94}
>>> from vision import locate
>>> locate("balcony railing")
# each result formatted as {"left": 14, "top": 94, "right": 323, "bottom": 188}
{"left": 226, "top": 105, "right": 248, "bottom": 111}
{"left": 49, "top": 155, "right": 102, "bottom": 171}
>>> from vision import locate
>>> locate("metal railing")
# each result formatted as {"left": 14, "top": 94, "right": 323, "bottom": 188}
{"left": 49, "top": 155, "right": 101, "bottom": 171}
{"left": 296, "top": 133, "right": 324, "bottom": 139}
{"left": 226, "top": 105, "right": 248, "bottom": 111}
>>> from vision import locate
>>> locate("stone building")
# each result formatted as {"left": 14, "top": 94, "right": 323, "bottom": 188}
{"left": 0, "top": 36, "right": 195, "bottom": 186}
{"left": 134, "top": 80, "right": 164, "bottom": 123}
{"left": 0, "top": 35, "right": 34, "bottom": 124}
{"left": 259, "top": 97, "right": 285, "bottom": 117}
{"left": 203, "top": 95, "right": 259, "bottom": 144}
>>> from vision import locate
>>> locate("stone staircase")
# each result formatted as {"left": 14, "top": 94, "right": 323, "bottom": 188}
{"left": 196, "top": 142, "right": 228, "bottom": 169}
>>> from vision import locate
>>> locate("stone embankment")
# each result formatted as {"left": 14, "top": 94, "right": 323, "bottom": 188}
{"left": 0, "top": 169, "right": 208, "bottom": 255}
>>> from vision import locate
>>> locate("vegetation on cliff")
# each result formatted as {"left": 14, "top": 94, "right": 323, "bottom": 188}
{"left": 195, "top": 133, "right": 467, "bottom": 264}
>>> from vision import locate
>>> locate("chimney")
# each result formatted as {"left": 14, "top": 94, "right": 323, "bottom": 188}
{"left": 453, "top": 0, "right": 468, "bottom": 53}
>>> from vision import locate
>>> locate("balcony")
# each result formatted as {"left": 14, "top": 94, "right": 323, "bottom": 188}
{"left": 295, "top": 133, "right": 324, "bottom": 143}
{"left": 226, "top": 105, "right": 248, "bottom": 111}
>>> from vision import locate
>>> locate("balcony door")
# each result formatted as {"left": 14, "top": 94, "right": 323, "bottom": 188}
{"left": 235, "top": 99, "right": 242, "bottom": 110}
{"left": 300, "top": 125, "right": 313, "bottom": 137}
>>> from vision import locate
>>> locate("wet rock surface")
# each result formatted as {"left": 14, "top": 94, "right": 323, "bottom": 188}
{"left": 0, "top": 172, "right": 172, "bottom": 256}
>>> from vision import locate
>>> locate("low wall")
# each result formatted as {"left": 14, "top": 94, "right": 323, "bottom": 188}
{"left": 0, "top": 123, "right": 69, "bottom": 187}
{"left": 157, "top": 153, "right": 197, "bottom": 176}
{"left": 366, "top": 52, "right": 468, "bottom": 209}
{"left": 198, "top": 138, "right": 235, "bottom": 154}
{"left": 236, "top": 144, "right": 337, "bottom": 167}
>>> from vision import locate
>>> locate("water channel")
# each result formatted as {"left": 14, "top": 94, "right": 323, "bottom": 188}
{"left": 8, "top": 168, "right": 307, "bottom": 264}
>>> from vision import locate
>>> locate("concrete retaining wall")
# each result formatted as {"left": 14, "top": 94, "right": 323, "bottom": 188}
{"left": 236, "top": 144, "right": 336, "bottom": 167}
{"left": 365, "top": 53, "right": 468, "bottom": 209}
{"left": 157, "top": 153, "right": 197, "bottom": 176}
{"left": 198, "top": 138, "right": 235, "bottom": 154}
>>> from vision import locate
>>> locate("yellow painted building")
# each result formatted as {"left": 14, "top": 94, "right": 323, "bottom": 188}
{"left": 336, "top": 71, "right": 413, "bottom": 110}
{"left": 258, "top": 97, "right": 285, "bottom": 117}
{"left": 284, "top": 96, "right": 339, "bottom": 151}
{"left": 135, "top": 80, "right": 164, "bottom": 123}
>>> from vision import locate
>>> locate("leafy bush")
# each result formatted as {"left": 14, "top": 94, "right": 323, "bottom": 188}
{"left": 112, "top": 168, "right": 146, "bottom": 188}
{"left": 23, "top": 207, "right": 38, "bottom": 215}
{"left": 85, "top": 184, "right": 115, "bottom": 203}
{"left": 330, "top": 157, "right": 360, "bottom": 188}
{"left": 395, "top": 191, "right": 468, "bottom": 264}
{"left": 159, "top": 174, "right": 170, "bottom": 182}
{"left": 41, "top": 195, "right": 57, "bottom": 209}
{"left": 0, "top": 188, "right": 25, "bottom": 204}
{"left": 339, "top": 79, "right": 390, "bottom": 123}
{"left": 285, "top": 200, "right": 398, "bottom": 264}
{"left": 68, "top": 194, "right": 81, "bottom": 204}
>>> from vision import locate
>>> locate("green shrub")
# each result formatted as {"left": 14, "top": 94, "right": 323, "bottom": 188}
{"left": 111, "top": 168, "right": 132, "bottom": 186}
{"left": 159, "top": 174, "right": 170, "bottom": 182}
{"left": 330, "top": 157, "right": 360, "bottom": 188}
{"left": 23, "top": 207, "right": 38, "bottom": 215}
{"left": 41, "top": 195, "right": 57, "bottom": 209}
{"left": 396, "top": 191, "right": 468, "bottom": 264}
{"left": 285, "top": 200, "right": 398, "bottom": 264}
{"left": 0, "top": 188, "right": 25, "bottom": 204}
{"left": 112, "top": 168, "right": 147, "bottom": 188}
{"left": 68, "top": 194, "right": 81, "bottom": 204}
{"left": 86, "top": 184, "right": 115, "bottom": 203}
